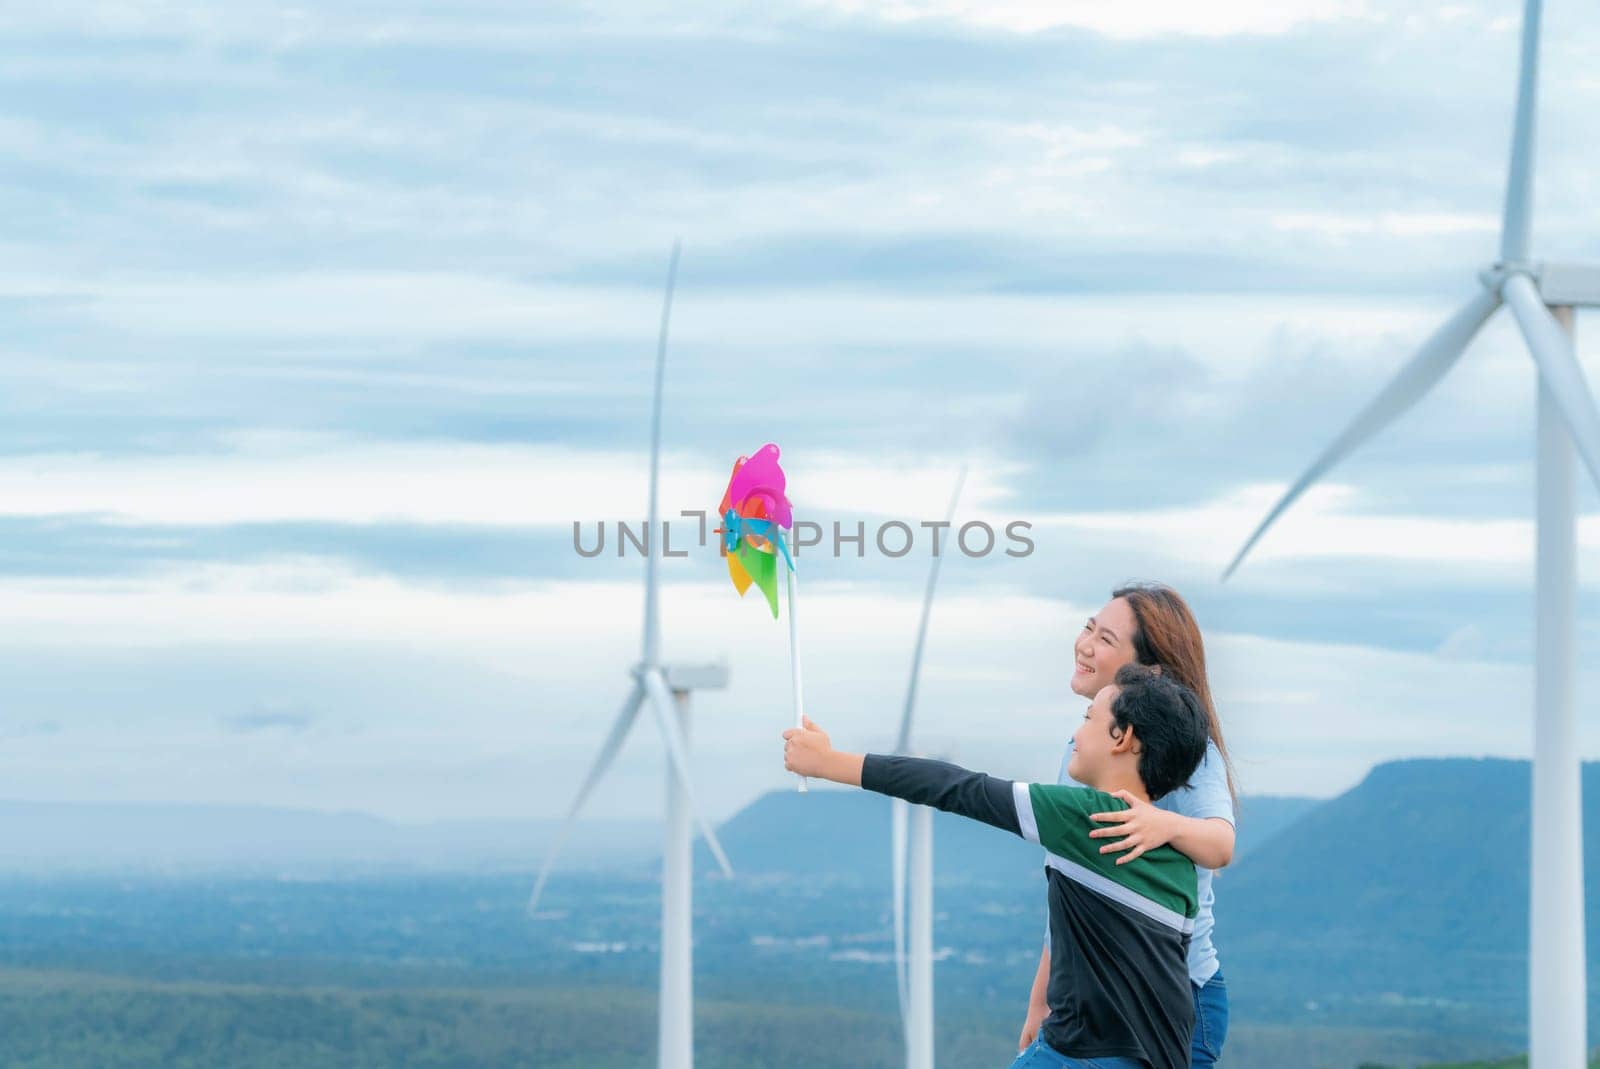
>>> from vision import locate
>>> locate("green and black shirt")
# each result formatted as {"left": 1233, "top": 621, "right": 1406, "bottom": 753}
{"left": 860, "top": 754, "right": 1199, "bottom": 1069}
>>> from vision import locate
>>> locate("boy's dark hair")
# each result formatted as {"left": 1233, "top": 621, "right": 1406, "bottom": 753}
{"left": 1107, "top": 663, "right": 1209, "bottom": 801}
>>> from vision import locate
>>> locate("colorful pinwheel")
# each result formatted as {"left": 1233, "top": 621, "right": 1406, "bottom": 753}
{"left": 716, "top": 442, "right": 809, "bottom": 791}
{"left": 716, "top": 443, "right": 795, "bottom": 618}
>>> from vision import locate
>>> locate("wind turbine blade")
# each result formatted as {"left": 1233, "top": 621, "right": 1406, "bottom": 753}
{"left": 891, "top": 797, "right": 910, "bottom": 1028}
{"left": 528, "top": 681, "right": 646, "bottom": 913}
{"left": 642, "top": 667, "right": 735, "bottom": 878}
{"left": 641, "top": 241, "right": 682, "bottom": 667}
{"left": 1222, "top": 288, "right": 1500, "bottom": 580}
{"left": 893, "top": 466, "right": 967, "bottom": 755}
{"left": 1500, "top": 0, "right": 1543, "bottom": 263}
{"left": 1504, "top": 274, "right": 1600, "bottom": 490}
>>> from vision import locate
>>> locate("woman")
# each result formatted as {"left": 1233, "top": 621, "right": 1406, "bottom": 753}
{"left": 1018, "top": 582, "right": 1237, "bottom": 1069}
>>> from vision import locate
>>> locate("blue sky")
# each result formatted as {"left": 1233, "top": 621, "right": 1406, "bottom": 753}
{"left": 2, "top": 1, "right": 1600, "bottom": 822}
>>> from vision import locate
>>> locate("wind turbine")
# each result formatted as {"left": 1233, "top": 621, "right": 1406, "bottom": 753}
{"left": 529, "top": 242, "right": 735, "bottom": 1069}
{"left": 1223, "top": 2, "right": 1598, "bottom": 1064}
{"left": 890, "top": 466, "right": 966, "bottom": 1069}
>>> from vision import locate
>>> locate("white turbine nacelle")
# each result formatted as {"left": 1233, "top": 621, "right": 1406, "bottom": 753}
{"left": 659, "top": 662, "right": 730, "bottom": 692}
{"left": 1497, "top": 263, "right": 1600, "bottom": 308}
{"left": 1226, "top": 2, "right": 1591, "bottom": 1065}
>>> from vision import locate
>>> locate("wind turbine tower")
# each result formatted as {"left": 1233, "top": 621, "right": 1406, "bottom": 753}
{"left": 891, "top": 467, "right": 966, "bottom": 1069}
{"left": 530, "top": 243, "right": 734, "bottom": 1069}
{"left": 1225, "top": 3, "right": 1600, "bottom": 1063}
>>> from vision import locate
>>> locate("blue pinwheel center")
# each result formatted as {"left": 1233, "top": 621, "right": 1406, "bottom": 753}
{"left": 722, "top": 508, "right": 795, "bottom": 570}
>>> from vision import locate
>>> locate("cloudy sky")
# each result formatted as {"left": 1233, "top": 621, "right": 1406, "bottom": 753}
{"left": 3, "top": 0, "right": 1600, "bottom": 825}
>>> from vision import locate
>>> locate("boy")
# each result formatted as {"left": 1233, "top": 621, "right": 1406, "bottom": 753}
{"left": 782, "top": 663, "right": 1209, "bottom": 1069}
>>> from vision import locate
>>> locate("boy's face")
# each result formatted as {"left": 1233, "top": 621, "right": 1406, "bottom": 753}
{"left": 1067, "top": 684, "right": 1123, "bottom": 787}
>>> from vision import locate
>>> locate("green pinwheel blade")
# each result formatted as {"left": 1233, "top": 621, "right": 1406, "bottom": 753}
{"left": 736, "top": 540, "right": 780, "bottom": 618}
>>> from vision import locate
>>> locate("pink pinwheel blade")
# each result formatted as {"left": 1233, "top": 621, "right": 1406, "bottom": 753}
{"left": 726, "top": 443, "right": 792, "bottom": 529}
{"left": 716, "top": 456, "right": 746, "bottom": 517}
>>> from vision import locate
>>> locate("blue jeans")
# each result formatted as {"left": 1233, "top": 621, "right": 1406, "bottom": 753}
{"left": 1190, "top": 969, "right": 1229, "bottom": 1068}
{"left": 1007, "top": 1037, "right": 1143, "bottom": 1069}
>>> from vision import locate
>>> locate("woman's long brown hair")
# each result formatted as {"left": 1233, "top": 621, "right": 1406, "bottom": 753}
{"left": 1112, "top": 582, "right": 1238, "bottom": 805}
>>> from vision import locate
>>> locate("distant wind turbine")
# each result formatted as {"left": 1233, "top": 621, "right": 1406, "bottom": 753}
{"left": 529, "top": 242, "right": 734, "bottom": 1069}
{"left": 890, "top": 466, "right": 965, "bottom": 1069}
{"left": 1223, "top": 2, "right": 1597, "bottom": 1063}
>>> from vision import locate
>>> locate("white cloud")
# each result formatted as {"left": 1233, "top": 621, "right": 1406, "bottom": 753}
{"left": 808, "top": 0, "right": 1374, "bottom": 38}
{"left": 1207, "top": 628, "right": 1544, "bottom": 795}
{"left": 0, "top": 438, "right": 1021, "bottom": 529}
{"left": 1048, "top": 483, "right": 1547, "bottom": 572}
{"left": 5, "top": 0, "right": 1600, "bottom": 826}
{"left": 0, "top": 433, "right": 1594, "bottom": 581}
{"left": 1272, "top": 211, "right": 1500, "bottom": 241}
{"left": 9, "top": 271, "right": 1451, "bottom": 351}
{"left": 0, "top": 563, "right": 1578, "bottom": 819}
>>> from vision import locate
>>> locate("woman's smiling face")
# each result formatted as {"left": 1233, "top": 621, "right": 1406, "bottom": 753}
{"left": 1070, "top": 596, "right": 1139, "bottom": 699}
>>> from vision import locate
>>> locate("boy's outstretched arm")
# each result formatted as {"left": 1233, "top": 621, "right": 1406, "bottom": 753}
{"left": 783, "top": 717, "right": 1026, "bottom": 840}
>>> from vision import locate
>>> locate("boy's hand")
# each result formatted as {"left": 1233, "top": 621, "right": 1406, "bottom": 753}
{"left": 1018, "top": 1002, "right": 1048, "bottom": 1052}
{"left": 782, "top": 715, "right": 833, "bottom": 778}
{"left": 781, "top": 717, "right": 865, "bottom": 786}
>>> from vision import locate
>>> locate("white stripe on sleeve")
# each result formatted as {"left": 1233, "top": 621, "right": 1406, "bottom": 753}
{"left": 1012, "top": 781, "right": 1039, "bottom": 844}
